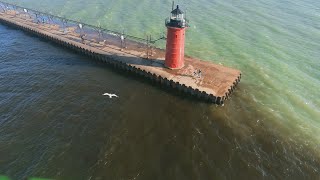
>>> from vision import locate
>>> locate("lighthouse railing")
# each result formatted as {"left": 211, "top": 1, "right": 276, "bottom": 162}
{"left": 165, "top": 17, "right": 189, "bottom": 28}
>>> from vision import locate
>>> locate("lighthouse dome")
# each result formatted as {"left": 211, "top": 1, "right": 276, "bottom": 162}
{"left": 171, "top": 5, "right": 184, "bottom": 15}
{"left": 166, "top": 5, "right": 188, "bottom": 28}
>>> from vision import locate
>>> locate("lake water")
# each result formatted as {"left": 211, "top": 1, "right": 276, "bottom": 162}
{"left": 0, "top": 0, "right": 319, "bottom": 179}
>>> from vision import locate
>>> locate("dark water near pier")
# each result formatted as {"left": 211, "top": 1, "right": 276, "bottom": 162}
{"left": 0, "top": 24, "right": 319, "bottom": 180}
{"left": 1, "top": 0, "right": 320, "bottom": 179}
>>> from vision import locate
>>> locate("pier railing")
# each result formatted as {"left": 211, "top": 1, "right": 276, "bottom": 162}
{"left": 0, "top": 1, "right": 166, "bottom": 59}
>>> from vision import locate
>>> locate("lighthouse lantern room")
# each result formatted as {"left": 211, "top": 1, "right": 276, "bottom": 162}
{"left": 165, "top": 4, "right": 188, "bottom": 69}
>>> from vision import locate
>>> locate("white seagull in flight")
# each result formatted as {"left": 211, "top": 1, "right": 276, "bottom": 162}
{"left": 103, "top": 93, "right": 119, "bottom": 98}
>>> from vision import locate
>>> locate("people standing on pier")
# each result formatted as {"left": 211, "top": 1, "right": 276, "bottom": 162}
{"left": 194, "top": 69, "right": 202, "bottom": 78}
{"left": 80, "top": 34, "right": 85, "bottom": 44}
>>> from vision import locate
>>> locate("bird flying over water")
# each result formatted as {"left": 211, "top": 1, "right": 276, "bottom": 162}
{"left": 103, "top": 93, "right": 118, "bottom": 98}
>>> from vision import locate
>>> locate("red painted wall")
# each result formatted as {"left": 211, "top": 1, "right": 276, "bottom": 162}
{"left": 165, "top": 27, "right": 186, "bottom": 69}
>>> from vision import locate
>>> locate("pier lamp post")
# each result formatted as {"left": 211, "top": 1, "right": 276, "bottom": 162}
{"left": 0, "top": 4, "right": 5, "bottom": 12}
{"left": 164, "top": 5, "right": 188, "bottom": 69}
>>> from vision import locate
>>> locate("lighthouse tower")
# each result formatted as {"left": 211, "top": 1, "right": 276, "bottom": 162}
{"left": 165, "top": 5, "right": 188, "bottom": 69}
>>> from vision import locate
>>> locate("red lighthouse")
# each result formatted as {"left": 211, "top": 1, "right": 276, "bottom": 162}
{"left": 165, "top": 5, "right": 188, "bottom": 69}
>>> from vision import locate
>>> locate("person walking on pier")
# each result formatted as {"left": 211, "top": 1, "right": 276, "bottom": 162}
{"left": 198, "top": 70, "right": 202, "bottom": 78}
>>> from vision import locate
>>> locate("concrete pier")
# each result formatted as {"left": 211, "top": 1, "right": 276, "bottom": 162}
{"left": 0, "top": 10, "right": 241, "bottom": 105}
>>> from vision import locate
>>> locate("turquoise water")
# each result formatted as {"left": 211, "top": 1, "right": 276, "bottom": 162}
{"left": 1, "top": 0, "right": 320, "bottom": 179}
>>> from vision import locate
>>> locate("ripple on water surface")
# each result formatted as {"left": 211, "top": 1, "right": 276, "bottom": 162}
{"left": 0, "top": 0, "right": 320, "bottom": 179}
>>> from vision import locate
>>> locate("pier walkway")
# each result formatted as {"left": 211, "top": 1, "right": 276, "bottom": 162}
{"left": 0, "top": 7, "right": 241, "bottom": 105}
